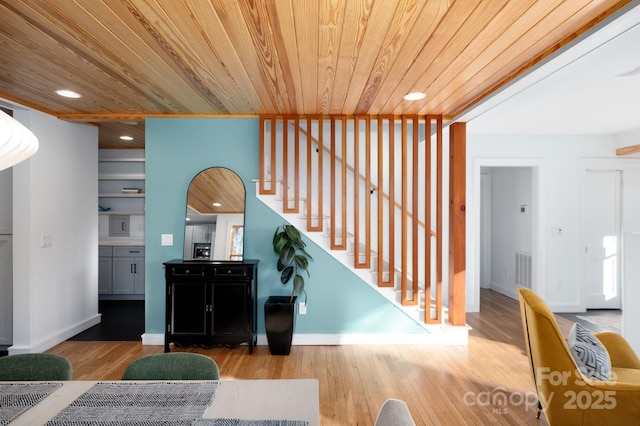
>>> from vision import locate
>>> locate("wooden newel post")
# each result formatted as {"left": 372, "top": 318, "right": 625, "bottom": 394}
{"left": 448, "top": 122, "right": 466, "bottom": 326}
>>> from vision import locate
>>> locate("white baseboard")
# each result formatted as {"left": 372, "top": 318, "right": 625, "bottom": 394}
{"left": 10, "top": 314, "right": 102, "bottom": 354}
{"left": 141, "top": 333, "right": 164, "bottom": 345}
{"left": 143, "top": 330, "right": 469, "bottom": 347}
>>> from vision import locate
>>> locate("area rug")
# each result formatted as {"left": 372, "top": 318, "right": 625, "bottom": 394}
{"left": 193, "top": 421, "right": 308, "bottom": 426}
{"left": 46, "top": 381, "right": 218, "bottom": 425}
{"left": 0, "top": 382, "right": 62, "bottom": 425}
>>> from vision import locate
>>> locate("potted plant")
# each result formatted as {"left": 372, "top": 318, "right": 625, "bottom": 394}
{"left": 265, "top": 224, "right": 312, "bottom": 355}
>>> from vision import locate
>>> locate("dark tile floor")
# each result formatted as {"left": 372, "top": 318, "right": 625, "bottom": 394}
{"left": 69, "top": 300, "right": 144, "bottom": 341}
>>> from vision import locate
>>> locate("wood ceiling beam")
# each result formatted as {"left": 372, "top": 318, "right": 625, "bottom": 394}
{"left": 616, "top": 144, "right": 640, "bottom": 156}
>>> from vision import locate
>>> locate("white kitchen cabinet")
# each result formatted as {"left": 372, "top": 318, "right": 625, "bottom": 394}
{"left": 192, "top": 225, "right": 213, "bottom": 243}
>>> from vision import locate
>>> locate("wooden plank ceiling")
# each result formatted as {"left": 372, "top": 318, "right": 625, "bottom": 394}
{"left": 0, "top": 0, "right": 630, "bottom": 148}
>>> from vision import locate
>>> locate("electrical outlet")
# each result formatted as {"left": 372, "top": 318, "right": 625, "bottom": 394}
{"left": 299, "top": 302, "right": 307, "bottom": 315}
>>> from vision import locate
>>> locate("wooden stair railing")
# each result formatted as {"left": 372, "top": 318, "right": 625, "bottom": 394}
{"left": 259, "top": 115, "right": 452, "bottom": 325}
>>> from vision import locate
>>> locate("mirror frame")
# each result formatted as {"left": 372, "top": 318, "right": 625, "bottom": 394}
{"left": 183, "top": 167, "right": 246, "bottom": 261}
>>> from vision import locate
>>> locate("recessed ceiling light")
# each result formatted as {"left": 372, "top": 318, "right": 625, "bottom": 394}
{"left": 404, "top": 92, "right": 426, "bottom": 101}
{"left": 55, "top": 89, "right": 82, "bottom": 99}
{"left": 212, "top": 202, "right": 222, "bottom": 207}
{"left": 119, "top": 135, "right": 134, "bottom": 141}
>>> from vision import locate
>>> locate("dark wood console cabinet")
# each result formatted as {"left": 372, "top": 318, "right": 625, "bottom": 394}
{"left": 163, "top": 259, "right": 258, "bottom": 354}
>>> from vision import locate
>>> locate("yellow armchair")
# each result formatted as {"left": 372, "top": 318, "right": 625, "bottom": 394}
{"left": 518, "top": 288, "right": 640, "bottom": 425}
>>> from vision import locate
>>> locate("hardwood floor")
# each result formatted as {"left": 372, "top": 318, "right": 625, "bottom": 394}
{"left": 47, "top": 290, "right": 574, "bottom": 425}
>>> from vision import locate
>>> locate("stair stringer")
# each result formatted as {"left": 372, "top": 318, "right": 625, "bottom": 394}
{"left": 255, "top": 182, "right": 470, "bottom": 344}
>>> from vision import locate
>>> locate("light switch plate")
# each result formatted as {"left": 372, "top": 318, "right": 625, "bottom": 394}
{"left": 161, "top": 234, "right": 173, "bottom": 246}
{"left": 41, "top": 234, "right": 53, "bottom": 248}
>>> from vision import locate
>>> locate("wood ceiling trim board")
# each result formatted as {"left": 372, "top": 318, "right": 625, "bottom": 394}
{"left": 292, "top": 0, "right": 319, "bottom": 114}
{"left": 210, "top": 0, "right": 277, "bottom": 113}
{"left": 268, "top": 1, "right": 304, "bottom": 115}
{"left": 411, "top": 0, "right": 538, "bottom": 115}
{"left": 339, "top": 0, "right": 402, "bottom": 115}
{"left": 265, "top": 0, "right": 303, "bottom": 115}
{"left": 318, "top": 0, "right": 347, "bottom": 115}
{"left": 327, "top": 0, "right": 373, "bottom": 114}
{"left": 425, "top": 0, "right": 573, "bottom": 115}
{"left": 58, "top": 113, "right": 259, "bottom": 120}
{"left": 1, "top": 1, "right": 184, "bottom": 114}
{"left": 18, "top": 0, "right": 186, "bottom": 113}
{"left": 616, "top": 144, "right": 640, "bottom": 156}
{"left": 100, "top": 0, "right": 221, "bottom": 112}
{"left": 212, "top": 0, "right": 285, "bottom": 114}
{"left": 237, "top": 0, "right": 294, "bottom": 114}
{"left": 354, "top": 0, "right": 429, "bottom": 115}
{"left": 125, "top": 1, "right": 229, "bottom": 113}
{"left": 439, "top": 0, "right": 630, "bottom": 117}
{"left": 370, "top": 0, "right": 464, "bottom": 114}
{"left": 387, "top": 0, "right": 512, "bottom": 116}
{"left": 149, "top": 1, "right": 256, "bottom": 114}
{"left": 185, "top": 2, "right": 263, "bottom": 113}
{"left": 0, "top": 5, "right": 123, "bottom": 114}
{"left": 367, "top": 0, "right": 483, "bottom": 116}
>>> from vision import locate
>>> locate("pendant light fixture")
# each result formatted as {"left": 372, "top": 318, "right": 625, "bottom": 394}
{"left": 0, "top": 109, "right": 39, "bottom": 171}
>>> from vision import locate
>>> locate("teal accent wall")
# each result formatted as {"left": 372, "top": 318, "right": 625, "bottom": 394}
{"left": 145, "top": 118, "right": 427, "bottom": 336}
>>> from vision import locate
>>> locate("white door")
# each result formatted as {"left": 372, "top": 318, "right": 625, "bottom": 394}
{"left": 585, "top": 170, "right": 621, "bottom": 309}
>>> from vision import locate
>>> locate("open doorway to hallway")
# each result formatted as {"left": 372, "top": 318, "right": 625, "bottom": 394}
{"left": 480, "top": 166, "right": 534, "bottom": 301}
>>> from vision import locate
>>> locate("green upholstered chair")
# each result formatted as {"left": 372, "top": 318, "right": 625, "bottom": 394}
{"left": 121, "top": 353, "right": 220, "bottom": 380}
{"left": 0, "top": 353, "right": 73, "bottom": 381}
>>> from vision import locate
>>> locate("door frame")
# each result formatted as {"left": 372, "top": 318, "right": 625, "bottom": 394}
{"left": 579, "top": 158, "right": 640, "bottom": 311}
{"left": 469, "top": 158, "right": 543, "bottom": 312}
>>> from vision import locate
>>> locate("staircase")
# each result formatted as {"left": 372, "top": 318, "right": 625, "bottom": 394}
{"left": 257, "top": 115, "right": 469, "bottom": 343}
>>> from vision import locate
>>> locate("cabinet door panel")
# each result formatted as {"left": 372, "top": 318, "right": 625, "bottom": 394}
{"left": 112, "top": 257, "right": 135, "bottom": 294}
{"left": 98, "top": 256, "right": 112, "bottom": 294}
{"left": 213, "top": 282, "right": 247, "bottom": 334}
{"left": 171, "top": 282, "right": 207, "bottom": 335}
{"left": 133, "top": 258, "right": 145, "bottom": 294}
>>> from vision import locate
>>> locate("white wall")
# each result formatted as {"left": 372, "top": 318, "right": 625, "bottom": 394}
{"left": 11, "top": 109, "right": 100, "bottom": 353}
{"left": 467, "top": 132, "right": 640, "bottom": 313}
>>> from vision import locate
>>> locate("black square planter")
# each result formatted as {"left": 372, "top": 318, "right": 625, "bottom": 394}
{"left": 264, "top": 295, "right": 297, "bottom": 355}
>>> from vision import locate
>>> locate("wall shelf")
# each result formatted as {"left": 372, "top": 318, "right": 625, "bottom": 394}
{"left": 99, "top": 150, "right": 146, "bottom": 214}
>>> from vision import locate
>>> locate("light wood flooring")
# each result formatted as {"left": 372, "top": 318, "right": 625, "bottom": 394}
{"left": 47, "top": 290, "right": 574, "bottom": 425}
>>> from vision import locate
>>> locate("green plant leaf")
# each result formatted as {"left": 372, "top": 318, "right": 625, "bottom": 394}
{"left": 280, "top": 266, "right": 294, "bottom": 284}
{"left": 273, "top": 230, "right": 287, "bottom": 254}
{"left": 284, "top": 225, "right": 302, "bottom": 244}
{"left": 293, "top": 274, "right": 305, "bottom": 294}
{"left": 276, "top": 256, "right": 286, "bottom": 272}
{"left": 294, "top": 254, "right": 309, "bottom": 270}
{"left": 280, "top": 245, "right": 295, "bottom": 266}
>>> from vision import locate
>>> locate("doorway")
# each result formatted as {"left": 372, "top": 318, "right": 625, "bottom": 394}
{"left": 584, "top": 170, "right": 622, "bottom": 309}
{"left": 480, "top": 166, "right": 534, "bottom": 301}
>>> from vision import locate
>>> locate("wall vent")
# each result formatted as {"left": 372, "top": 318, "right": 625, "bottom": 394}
{"left": 515, "top": 251, "right": 532, "bottom": 288}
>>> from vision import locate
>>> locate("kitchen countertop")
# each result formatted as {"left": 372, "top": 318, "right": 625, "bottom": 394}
{"left": 99, "top": 239, "right": 145, "bottom": 246}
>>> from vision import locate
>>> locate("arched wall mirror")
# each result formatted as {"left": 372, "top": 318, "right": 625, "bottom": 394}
{"left": 183, "top": 167, "right": 245, "bottom": 261}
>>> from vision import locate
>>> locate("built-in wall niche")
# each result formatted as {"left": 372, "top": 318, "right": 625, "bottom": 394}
{"left": 98, "top": 150, "right": 145, "bottom": 215}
